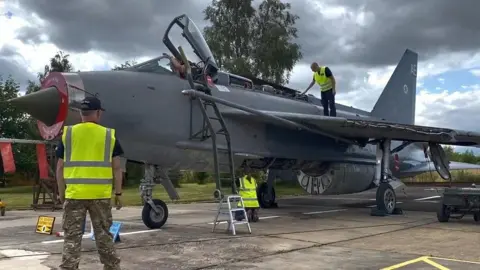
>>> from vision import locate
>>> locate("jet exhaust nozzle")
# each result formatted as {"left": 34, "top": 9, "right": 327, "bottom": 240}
{"left": 7, "top": 86, "right": 61, "bottom": 126}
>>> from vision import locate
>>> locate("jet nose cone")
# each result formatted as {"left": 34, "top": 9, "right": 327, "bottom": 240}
{"left": 7, "top": 86, "right": 61, "bottom": 126}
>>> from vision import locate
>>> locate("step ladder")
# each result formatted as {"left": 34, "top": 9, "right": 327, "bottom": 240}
{"left": 189, "top": 95, "right": 237, "bottom": 196}
{"left": 212, "top": 195, "right": 251, "bottom": 236}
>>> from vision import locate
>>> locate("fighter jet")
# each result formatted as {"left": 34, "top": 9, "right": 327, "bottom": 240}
{"left": 8, "top": 14, "right": 480, "bottom": 229}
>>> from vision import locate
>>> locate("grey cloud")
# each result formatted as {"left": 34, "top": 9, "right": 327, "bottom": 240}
{"left": 285, "top": 0, "right": 480, "bottom": 94}
{"left": 312, "top": 0, "right": 480, "bottom": 67}
{"left": 422, "top": 106, "right": 480, "bottom": 133}
{"left": 0, "top": 58, "right": 37, "bottom": 91}
{"left": 16, "top": 0, "right": 209, "bottom": 59}
{"left": 14, "top": 26, "right": 43, "bottom": 45}
{"left": 0, "top": 44, "right": 37, "bottom": 87}
{"left": 0, "top": 44, "right": 17, "bottom": 58}
{"left": 16, "top": 0, "right": 480, "bottom": 69}
{"left": 14, "top": 0, "right": 480, "bottom": 95}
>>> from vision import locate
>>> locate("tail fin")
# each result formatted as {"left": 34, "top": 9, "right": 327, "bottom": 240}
{"left": 370, "top": 49, "right": 418, "bottom": 125}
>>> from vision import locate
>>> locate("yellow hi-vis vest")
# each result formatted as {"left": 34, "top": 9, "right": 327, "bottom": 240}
{"left": 62, "top": 122, "right": 115, "bottom": 199}
{"left": 238, "top": 175, "right": 260, "bottom": 208}
{"left": 313, "top": 66, "right": 333, "bottom": 92}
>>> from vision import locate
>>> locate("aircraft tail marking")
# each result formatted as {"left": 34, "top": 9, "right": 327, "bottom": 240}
{"left": 370, "top": 49, "right": 418, "bottom": 125}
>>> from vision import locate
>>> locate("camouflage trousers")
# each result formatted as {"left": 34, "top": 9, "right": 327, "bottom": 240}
{"left": 60, "top": 199, "right": 121, "bottom": 270}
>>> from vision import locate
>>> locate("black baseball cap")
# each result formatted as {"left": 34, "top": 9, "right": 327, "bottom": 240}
{"left": 80, "top": 96, "right": 105, "bottom": 111}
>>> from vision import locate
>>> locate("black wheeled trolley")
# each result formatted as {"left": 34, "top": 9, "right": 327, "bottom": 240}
{"left": 437, "top": 185, "right": 480, "bottom": 223}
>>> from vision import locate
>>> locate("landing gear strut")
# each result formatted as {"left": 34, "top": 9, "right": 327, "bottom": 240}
{"left": 139, "top": 164, "right": 179, "bottom": 229}
{"left": 257, "top": 170, "right": 277, "bottom": 208}
{"left": 371, "top": 139, "right": 405, "bottom": 216}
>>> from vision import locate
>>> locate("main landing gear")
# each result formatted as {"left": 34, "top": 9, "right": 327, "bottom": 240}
{"left": 139, "top": 164, "right": 180, "bottom": 229}
{"left": 257, "top": 170, "right": 278, "bottom": 209}
{"left": 371, "top": 139, "right": 405, "bottom": 216}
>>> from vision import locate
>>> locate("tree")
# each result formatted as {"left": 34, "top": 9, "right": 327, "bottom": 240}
{"left": 203, "top": 0, "right": 256, "bottom": 75}
{"left": 203, "top": 0, "right": 302, "bottom": 84}
{"left": 0, "top": 76, "right": 38, "bottom": 175}
{"left": 194, "top": 172, "right": 210, "bottom": 185}
{"left": 443, "top": 145, "right": 457, "bottom": 161}
{"left": 38, "top": 51, "right": 74, "bottom": 83}
{"left": 251, "top": 0, "right": 302, "bottom": 84}
{"left": 460, "top": 149, "right": 477, "bottom": 164}
{"left": 25, "top": 80, "right": 41, "bottom": 95}
{"left": 26, "top": 50, "right": 74, "bottom": 95}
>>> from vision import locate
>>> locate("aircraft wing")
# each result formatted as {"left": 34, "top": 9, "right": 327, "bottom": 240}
{"left": 448, "top": 161, "right": 480, "bottom": 170}
{"left": 400, "top": 161, "right": 480, "bottom": 175}
{"left": 222, "top": 109, "right": 480, "bottom": 146}
{"left": 182, "top": 90, "right": 480, "bottom": 147}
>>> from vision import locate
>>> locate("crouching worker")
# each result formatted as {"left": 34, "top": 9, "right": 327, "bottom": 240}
{"left": 235, "top": 171, "right": 260, "bottom": 222}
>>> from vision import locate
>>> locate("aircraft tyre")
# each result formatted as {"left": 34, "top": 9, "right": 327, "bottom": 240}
{"left": 375, "top": 183, "right": 396, "bottom": 215}
{"left": 257, "top": 182, "right": 276, "bottom": 208}
{"left": 142, "top": 199, "right": 169, "bottom": 229}
{"left": 436, "top": 203, "right": 450, "bottom": 222}
{"left": 473, "top": 212, "right": 480, "bottom": 222}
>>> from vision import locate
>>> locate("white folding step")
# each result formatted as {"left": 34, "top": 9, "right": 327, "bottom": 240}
{"left": 212, "top": 195, "right": 252, "bottom": 235}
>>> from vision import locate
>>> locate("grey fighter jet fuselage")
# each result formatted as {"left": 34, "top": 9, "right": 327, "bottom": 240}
{"left": 9, "top": 14, "right": 480, "bottom": 229}
{"left": 16, "top": 51, "right": 480, "bottom": 196}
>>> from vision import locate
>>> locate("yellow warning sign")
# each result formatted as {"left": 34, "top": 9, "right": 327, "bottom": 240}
{"left": 35, "top": 216, "right": 55, "bottom": 235}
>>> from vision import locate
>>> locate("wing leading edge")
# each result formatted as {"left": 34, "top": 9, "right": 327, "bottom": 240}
{"left": 222, "top": 109, "right": 480, "bottom": 146}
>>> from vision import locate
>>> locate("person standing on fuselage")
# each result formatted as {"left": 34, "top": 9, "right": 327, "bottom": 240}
{"left": 302, "top": 62, "right": 337, "bottom": 117}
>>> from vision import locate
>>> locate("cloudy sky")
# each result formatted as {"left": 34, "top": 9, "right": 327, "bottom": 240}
{"left": 1, "top": 0, "right": 480, "bottom": 153}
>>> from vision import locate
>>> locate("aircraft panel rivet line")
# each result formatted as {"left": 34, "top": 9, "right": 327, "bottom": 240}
{"left": 212, "top": 195, "right": 252, "bottom": 236}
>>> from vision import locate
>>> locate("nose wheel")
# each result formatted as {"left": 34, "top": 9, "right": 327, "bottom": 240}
{"left": 141, "top": 199, "right": 169, "bottom": 229}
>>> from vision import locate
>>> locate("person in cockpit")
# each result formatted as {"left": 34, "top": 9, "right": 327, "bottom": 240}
{"left": 163, "top": 53, "right": 186, "bottom": 78}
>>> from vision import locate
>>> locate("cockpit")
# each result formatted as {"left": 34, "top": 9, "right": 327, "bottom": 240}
{"left": 120, "top": 14, "right": 307, "bottom": 101}
{"left": 123, "top": 14, "right": 218, "bottom": 81}
{"left": 124, "top": 56, "right": 174, "bottom": 74}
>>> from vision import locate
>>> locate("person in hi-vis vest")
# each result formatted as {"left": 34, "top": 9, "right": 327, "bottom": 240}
{"left": 235, "top": 169, "right": 260, "bottom": 222}
{"left": 56, "top": 96, "right": 123, "bottom": 270}
{"left": 302, "top": 62, "right": 337, "bottom": 117}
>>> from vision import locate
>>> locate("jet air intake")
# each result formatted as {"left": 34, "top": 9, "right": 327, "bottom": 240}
{"left": 7, "top": 72, "right": 77, "bottom": 140}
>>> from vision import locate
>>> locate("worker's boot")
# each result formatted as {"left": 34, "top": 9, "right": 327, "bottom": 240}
{"left": 246, "top": 209, "right": 253, "bottom": 222}
{"left": 252, "top": 209, "right": 259, "bottom": 222}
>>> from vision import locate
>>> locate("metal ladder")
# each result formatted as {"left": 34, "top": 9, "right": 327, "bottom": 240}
{"left": 189, "top": 95, "right": 237, "bottom": 196}
{"left": 212, "top": 195, "right": 251, "bottom": 235}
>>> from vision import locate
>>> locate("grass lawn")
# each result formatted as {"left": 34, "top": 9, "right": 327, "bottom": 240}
{"left": 0, "top": 182, "right": 306, "bottom": 210}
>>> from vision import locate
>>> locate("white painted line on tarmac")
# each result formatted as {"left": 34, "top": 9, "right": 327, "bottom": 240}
{"left": 41, "top": 229, "right": 162, "bottom": 244}
{"left": 0, "top": 249, "right": 50, "bottom": 269}
{"left": 367, "top": 202, "right": 403, "bottom": 208}
{"left": 414, "top": 195, "right": 441, "bottom": 201}
{"left": 303, "top": 209, "right": 347, "bottom": 215}
{"left": 207, "top": 215, "right": 280, "bottom": 225}
{"left": 120, "top": 229, "right": 162, "bottom": 236}
{"left": 307, "top": 197, "right": 373, "bottom": 201}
